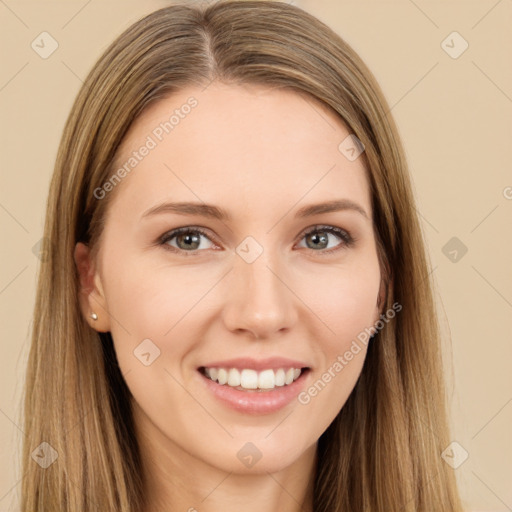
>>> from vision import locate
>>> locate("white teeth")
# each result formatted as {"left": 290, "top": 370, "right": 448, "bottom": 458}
{"left": 258, "top": 369, "right": 275, "bottom": 389}
{"left": 203, "top": 366, "right": 304, "bottom": 390}
{"left": 240, "top": 369, "right": 258, "bottom": 389}
{"left": 227, "top": 368, "right": 241, "bottom": 387}
{"left": 217, "top": 368, "right": 228, "bottom": 385}
{"left": 275, "top": 368, "right": 285, "bottom": 387}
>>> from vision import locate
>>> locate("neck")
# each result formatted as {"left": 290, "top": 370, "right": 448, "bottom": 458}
{"left": 135, "top": 410, "right": 317, "bottom": 512}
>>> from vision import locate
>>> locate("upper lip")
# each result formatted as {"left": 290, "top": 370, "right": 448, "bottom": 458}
{"left": 199, "top": 357, "right": 311, "bottom": 372}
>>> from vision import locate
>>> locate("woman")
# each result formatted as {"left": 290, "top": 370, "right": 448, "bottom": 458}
{"left": 21, "top": 1, "right": 464, "bottom": 511}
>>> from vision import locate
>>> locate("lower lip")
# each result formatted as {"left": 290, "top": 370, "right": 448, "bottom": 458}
{"left": 198, "top": 369, "right": 310, "bottom": 415}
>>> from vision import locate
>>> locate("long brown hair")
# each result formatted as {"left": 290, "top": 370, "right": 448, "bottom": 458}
{"left": 20, "top": 1, "right": 463, "bottom": 510}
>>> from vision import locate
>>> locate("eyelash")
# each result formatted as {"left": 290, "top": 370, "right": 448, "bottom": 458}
{"left": 158, "top": 224, "right": 356, "bottom": 257}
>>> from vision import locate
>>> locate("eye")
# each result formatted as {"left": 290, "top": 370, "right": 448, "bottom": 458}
{"left": 159, "top": 227, "right": 216, "bottom": 256}
{"left": 296, "top": 225, "right": 355, "bottom": 254}
{"left": 158, "top": 224, "right": 356, "bottom": 256}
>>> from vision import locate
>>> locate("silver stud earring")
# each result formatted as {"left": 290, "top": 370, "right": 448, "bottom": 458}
{"left": 90, "top": 312, "right": 98, "bottom": 321}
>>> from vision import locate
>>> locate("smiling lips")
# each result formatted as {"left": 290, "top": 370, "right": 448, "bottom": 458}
{"left": 197, "top": 358, "right": 311, "bottom": 414}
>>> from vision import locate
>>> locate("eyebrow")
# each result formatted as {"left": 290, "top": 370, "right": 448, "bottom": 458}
{"left": 141, "top": 199, "right": 369, "bottom": 221}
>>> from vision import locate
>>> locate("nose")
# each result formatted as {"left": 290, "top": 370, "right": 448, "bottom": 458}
{"left": 221, "top": 249, "right": 298, "bottom": 339}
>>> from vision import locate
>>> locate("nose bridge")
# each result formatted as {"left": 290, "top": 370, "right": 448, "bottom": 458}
{"left": 245, "top": 250, "right": 283, "bottom": 305}
{"left": 222, "top": 240, "right": 297, "bottom": 337}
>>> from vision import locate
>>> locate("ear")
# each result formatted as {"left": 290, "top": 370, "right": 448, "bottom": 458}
{"left": 74, "top": 242, "right": 111, "bottom": 332}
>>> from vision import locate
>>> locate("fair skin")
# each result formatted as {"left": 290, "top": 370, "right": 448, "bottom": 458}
{"left": 75, "top": 82, "right": 383, "bottom": 512}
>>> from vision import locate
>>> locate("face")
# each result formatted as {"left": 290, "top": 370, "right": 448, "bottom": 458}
{"left": 75, "top": 82, "right": 383, "bottom": 476}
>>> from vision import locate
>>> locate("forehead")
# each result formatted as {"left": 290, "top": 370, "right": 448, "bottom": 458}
{"left": 105, "top": 82, "right": 371, "bottom": 222}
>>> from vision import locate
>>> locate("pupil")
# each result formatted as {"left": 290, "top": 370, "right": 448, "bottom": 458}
{"left": 180, "top": 233, "right": 199, "bottom": 249}
{"left": 310, "top": 232, "right": 327, "bottom": 249}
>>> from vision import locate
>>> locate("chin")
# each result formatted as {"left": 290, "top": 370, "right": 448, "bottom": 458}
{"left": 206, "top": 435, "right": 314, "bottom": 475}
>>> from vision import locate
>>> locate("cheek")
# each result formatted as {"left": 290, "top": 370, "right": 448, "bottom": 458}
{"left": 101, "top": 252, "right": 205, "bottom": 376}
{"left": 294, "top": 265, "right": 379, "bottom": 430}
{"left": 103, "top": 250, "right": 204, "bottom": 333}
{"left": 300, "top": 258, "right": 381, "bottom": 352}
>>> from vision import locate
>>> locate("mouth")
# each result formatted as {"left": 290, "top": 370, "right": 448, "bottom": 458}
{"left": 195, "top": 356, "right": 312, "bottom": 414}
{"left": 198, "top": 366, "right": 310, "bottom": 392}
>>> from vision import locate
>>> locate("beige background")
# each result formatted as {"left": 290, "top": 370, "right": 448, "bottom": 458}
{"left": 1, "top": 0, "right": 511, "bottom": 510}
